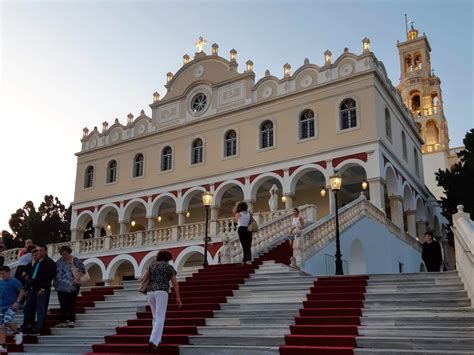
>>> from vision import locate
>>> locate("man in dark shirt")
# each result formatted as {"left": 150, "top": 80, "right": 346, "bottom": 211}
{"left": 21, "top": 245, "right": 56, "bottom": 335}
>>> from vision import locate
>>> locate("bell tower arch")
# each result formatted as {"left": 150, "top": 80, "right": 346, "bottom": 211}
{"left": 396, "top": 20, "right": 450, "bottom": 199}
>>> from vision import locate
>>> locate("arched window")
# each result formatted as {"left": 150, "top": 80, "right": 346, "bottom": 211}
{"left": 413, "top": 53, "right": 422, "bottom": 70}
{"left": 84, "top": 166, "right": 94, "bottom": 188}
{"left": 385, "top": 108, "right": 392, "bottom": 139}
{"left": 425, "top": 120, "right": 440, "bottom": 145}
{"left": 224, "top": 130, "right": 237, "bottom": 157}
{"left": 340, "top": 98, "right": 357, "bottom": 130}
{"left": 133, "top": 153, "right": 144, "bottom": 177}
{"left": 191, "top": 138, "right": 203, "bottom": 165}
{"left": 431, "top": 92, "right": 440, "bottom": 113}
{"left": 405, "top": 55, "right": 413, "bottom": 73}
{"left": 161, "top": 146, "right": 172, "bottom": 171}
{"left": 260, "top": 120, "right": 274, "bottom": 149}
{"left": 414, "top": 148, "right": 420, "bottom": 176}
{"left": 107, "top": 160, "right": 117, "bottom": 183}
{"left": 299, "top": 110, "right": 315, "bottom": 139}
{"left": 410, "top": 91, "right": 421, "bottom": 117}
{"left": 402, "top": 131, "right": 408, "bottom": 160}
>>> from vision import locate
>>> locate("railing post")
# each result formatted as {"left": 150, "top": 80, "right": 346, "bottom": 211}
{"left": 210, "top": 207, "right": 218, "bottom": 237}
{"left": 306, "top": 205, "right": 317, "bottom": 223}
{"left": 73, "top": 241, "right": 81, "bottom": 255}
{"left": 171, "top": 226, "right": 179, "bottom": 241}
{"left": 104, "top": 235, "right": 112, "bottom": 250}
{"left": 136, "top": 231, "right": 144, "bottom": 246}
{"left": 47, "top": 244, "right": 55, "bottom": 258}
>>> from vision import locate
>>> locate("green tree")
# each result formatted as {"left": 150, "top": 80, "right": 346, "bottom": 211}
{"left": 1, "top": 195, "right": 71, "bottom": 247}
{"left": 436, "top": 129, "right": 474, "bottom": 244}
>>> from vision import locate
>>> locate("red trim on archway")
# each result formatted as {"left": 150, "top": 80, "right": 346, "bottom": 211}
{"left": 76, "top": 207, "right": 95, "bottom": 215}
{"left": 332, "top": 152, "right": 368, "bottom": 168}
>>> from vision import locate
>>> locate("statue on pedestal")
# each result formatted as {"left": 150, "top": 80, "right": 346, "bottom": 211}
{"left": 268, "top": 184, "right": 279, "bottom": 212}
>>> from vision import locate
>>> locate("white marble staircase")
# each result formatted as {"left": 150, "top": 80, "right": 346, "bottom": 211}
{"left": 12, "top": 266, "right": 199, "bottom": 354}
{"left": 179, "top": 260, "right": 314, "bottom": 355}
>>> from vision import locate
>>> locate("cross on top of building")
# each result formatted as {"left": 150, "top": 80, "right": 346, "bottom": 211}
{"left": 195, "top": 36, "right": 207, "bottom": 53}
{"left": 409, "top": 18, "right": 415, "bottom": 29}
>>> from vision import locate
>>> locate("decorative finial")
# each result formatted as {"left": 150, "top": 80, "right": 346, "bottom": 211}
{"left": 140, "top": 109, "right": 145, "bottom": 115}
{"left": 102, "top": 121, "right": 109, "bottom": 132}
{"left": 82, "top": 127, "right": 89, "bottom": 137}
{"left": 114, "top": 118, "right": 119, "bottom": 124}
{"left": 195, "top": 36, "right": 207, "bottom": 53}
{"left": 183, "top": 54, "right": 190, "bottom": 65}
{"left": 166, "top": 72, "right": 173, "bottom": 82}
{"left": 211, "top": 43, "right": 219, "bottom": 56}
{"left": 92, "top": 126, "right": 98, "bottom": 132}
{"left": 246, "top": 60, "right": 253, "bottom": 72}
{"left": 343, "top": 47, "right": 349, "bottom": 53}
{"left": 229, "top": 48, "right": 237, "bottom": 62}
{"left": 304, "top": 58, "right": 310, "bottom": 65}
{"left": 362, "top": 37, "right": 370, "bottom": 53}
{"left": 153, "top": 92, "right": 160, "bottom": 102}
{"left": 265, "top": 69, "right": 270, "bottom": 76}
{"left": 324, "top": 49, "right": 332, "bottom": 65}
{"left": 283, "top": 63, "right": 291, "bottom": 78}
{"left": 127, "top": 113, "right": 134, "bottom": 125}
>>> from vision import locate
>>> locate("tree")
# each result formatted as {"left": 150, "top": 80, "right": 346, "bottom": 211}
{"left": 1, "top": 195, "right": 71, "bottom": 247}
{"left": 436, "top": 129, "right": 474, "bottom": 245}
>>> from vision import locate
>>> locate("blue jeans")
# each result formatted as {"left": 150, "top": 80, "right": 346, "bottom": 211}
{"left": 21, "top": 289, "right": 50, "bottom": 333}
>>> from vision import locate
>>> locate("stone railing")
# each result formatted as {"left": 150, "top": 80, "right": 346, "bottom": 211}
{"left": 3, "top": 248, "right": 21, "bottom": 264}
{"left": 452, "top": 205, "right": 474, "bottom": 303}
{"left": 294, "top": 194, "right": 408, "bottom": 265}
{"left": 179, "top": 222, "right": 205, "bottom": 241}
{"left": 220, "top": 204, "right": 317, "bottom": 264}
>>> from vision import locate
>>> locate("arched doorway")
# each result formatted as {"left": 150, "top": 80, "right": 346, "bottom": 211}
{"left": 337, "top": 163, "right": 369, "bottom": 207}
{"left": 250, "top": 175, "right": 284, "bottom": 212}
{"left": 290, "top": 166, "right": 328, "bottom": 218}
{"left": 349, "top": 239, "right": 367, "bottom": 275}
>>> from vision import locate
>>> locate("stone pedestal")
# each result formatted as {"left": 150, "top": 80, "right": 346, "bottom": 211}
{"left": 368, "top": 177, "right": 385, "bottom": 212}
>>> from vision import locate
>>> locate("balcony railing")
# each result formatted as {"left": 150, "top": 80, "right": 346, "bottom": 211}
{"left": 422, "top": 143, "right": 446, "bottom": 153}
{"left": 412, "top": 105, "right": 441, "bottom": 118}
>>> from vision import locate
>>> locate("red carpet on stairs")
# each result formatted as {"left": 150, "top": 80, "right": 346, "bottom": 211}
{"left": 4, "top": 286, "right": 122, "bottom": 353}
{"left": 88, "top": 241, "right": 293, "bottom": 354}
{"left": 280, "top": 275, "right": 368, "bottom": 355}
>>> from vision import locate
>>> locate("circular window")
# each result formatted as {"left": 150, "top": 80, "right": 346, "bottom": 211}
{"left": 191, "top": 93, "right": 207, "bottom": 113}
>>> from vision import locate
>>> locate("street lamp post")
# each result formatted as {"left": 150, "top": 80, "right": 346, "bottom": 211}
{"left": 201, "top": 191, "right": 213, "bottom": 266}
{"left": 329, "top": 173, "right": 343, "bottom": 275}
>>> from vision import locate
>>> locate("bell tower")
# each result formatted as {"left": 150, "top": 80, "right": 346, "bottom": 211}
{"left": 396, "top": 20, "right": 450, "bottom": 199}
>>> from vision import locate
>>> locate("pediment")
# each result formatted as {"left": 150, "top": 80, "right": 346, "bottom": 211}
{"left": 159, "top": 55, "right": 245, "bottom": 103}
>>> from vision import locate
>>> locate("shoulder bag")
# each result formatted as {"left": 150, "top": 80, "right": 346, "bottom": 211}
{"left": 247, "top": 213, "right": 259, "bottom": 233}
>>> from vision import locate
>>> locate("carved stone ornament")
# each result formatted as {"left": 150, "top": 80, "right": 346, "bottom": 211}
{"left": 89, "top": 138, "right": 97, "bottom": 148}
{"left": 261, "top": 86, "right": 273, "bottom": 99}
{"left": 194, "top": 65, "right": 205, "bottom": 78}
{"left": 300, "top": 74, "right": 313, "bottom": 88}
{"left": 339, "top": 61, "right": 354, "bottom": 77}
{"left": 137, "top": 124, "right": 146, "bottom": 134}
{"left": 111, "top": 131, "right": 120, "bottom": 142}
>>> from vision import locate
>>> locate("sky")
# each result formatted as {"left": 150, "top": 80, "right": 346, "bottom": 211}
{"left": 0, "top": 0, "right": 473, "bottom": 233}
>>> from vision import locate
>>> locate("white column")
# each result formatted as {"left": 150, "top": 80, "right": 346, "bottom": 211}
{"left": 93, "top": 226, "right": 102, "bottom": 238}
{"left": 210, "top": 207, "right": 219, "bottom": 236}
{"left": 406, "top": 210, "right": 417, "bottom": 238}
{"left": 416, "top": 220, "right": 427, "bottom": 240}
{"left": 119, "top": 221, "right": 128, "bottom": 234}
{"left": 147, "top": 217, "right": 156, "bottom": 231}
{"left": 70, "top": 228, "right": 81, "bottom": 242}
{"left": 328, "top": 185, "right": 336, "bottom": 214}
{"left": 284, "top": 194, "right": 294, "bottom": 210}
{"left": 177, "top": 212, "right": 186, "bottom": 226}
{"left": 368, "top": 177, "right": 385, "bottom": 212}
{"left": 389, "top": 195, "right": 404, "bottom": 233}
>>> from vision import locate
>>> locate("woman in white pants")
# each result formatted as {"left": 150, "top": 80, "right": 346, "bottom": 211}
{"left": 141, "top": 250, "right": 182, "bottom": 350}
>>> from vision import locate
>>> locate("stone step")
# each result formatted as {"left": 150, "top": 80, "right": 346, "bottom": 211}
{"left": 189, "top": 335, "right": 284, "bottom": 346}
{"left": 214, "top": 310, "right": 299, "bottom": 318}
{"left": 37, "top": 335, "right": 104, "bottom": 344}
{"left": 362, "top": 307, "right": 474, "bottom": 316}
{"left": 363, "top": 299, "right": 471, "bottom": 308}
{"left": 227, "top": 295, "right": 306, "bottom": 304}
{"left": 206, "top": 317, "right": 295, "bottom": 326}
{"left": 359, "top": 326, "right": 474, "bottom": 338}
{"left": 197, "top": 326, "right": 290, "bottom": 336}
{"left": 233, "top": 289, "right": 309, "bottom": 297}
{"left": 50, "top": 327, "right": 117, "bottom": 336}
{"left": 364, "top": 290, "right": 468, "bottom": 299}
{"left": 356, "top": 336, "right": 474, "bottom": 351}
{"left": 368, "top": 271, "right": 457, "bottom": 279}
{"left": 250, "top": 273, "right": 310, "bottom": 279}
{"left": 23, "top": 344, "right": 91, "bottom": 353}
{"left": 361, "top": 317, "right": 474, "bottom": 327}
{"left": 243, "top": 279, "right": 315, "bottom": 286}
{"left": 179, "top": 345, "right": 279, "bottom": 355}
{"left": 365, "top": 285, "right": 465, "bottom": 293}
{"left": 221, "top": 303, "right": 303, "bottom": 310}
{"left": 367, "top": 277, "right": 462, "bottom": 285}
{"left": 354, "top": 349, "right": 474, "bottom": 355}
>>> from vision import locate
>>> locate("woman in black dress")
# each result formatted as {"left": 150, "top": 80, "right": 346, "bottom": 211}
{"left": 422, "top": 231, "right": 442, "bottom": 272}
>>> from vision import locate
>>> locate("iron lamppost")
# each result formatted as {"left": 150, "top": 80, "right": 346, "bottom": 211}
{"left": 329, "top": 173, "right": 343, "bottom": 275}
{"left": 201, "top": 191, "right": 213, "bottom": 266}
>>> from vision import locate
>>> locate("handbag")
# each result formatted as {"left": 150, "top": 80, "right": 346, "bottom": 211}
{"left": 247, "top": 213, "right": 259, "bottom": 233}
{"left": 72, "top": 265, "right": 90, "bottom": 284}
{"left": 138, "top": 272, "right": 150, "bottom": 294}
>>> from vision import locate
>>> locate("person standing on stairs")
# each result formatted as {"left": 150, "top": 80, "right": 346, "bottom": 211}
{"left": 141, "top": 250, "right": 182, "bottom": 351}
{"left": 289, "top": 208, "right": 304, "bottom": 267}
{"left": 233, "top": 201, "right": 253, "bottom": 265}
{"left": 21, "top": 245, "right": 56, "bottom": 336}
{"left": 53, "top": 246, "right": 87, "bottom": 328}
{"left": 422, "top": 231, "right": 443, "bottom": 272}
{"left": 0, "top": 265, "right": 25, "bottom": 352}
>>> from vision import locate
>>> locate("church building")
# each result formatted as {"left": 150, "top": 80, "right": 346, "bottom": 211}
{"left": 64, "top": 27, "right": 450, "bottom": 284}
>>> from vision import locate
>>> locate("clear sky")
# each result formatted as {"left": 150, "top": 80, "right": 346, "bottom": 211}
{"left": 0, "top": 0, "right": 472, "bottom": 232}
